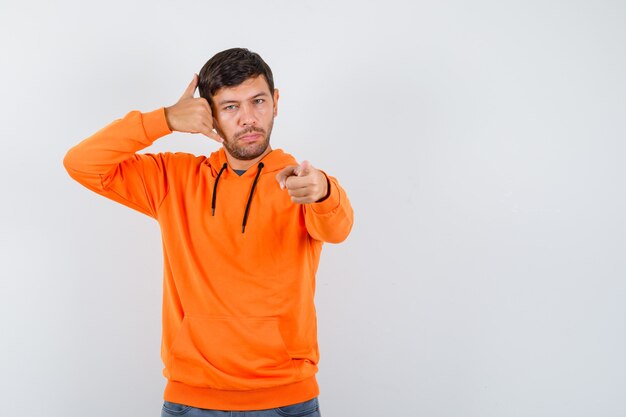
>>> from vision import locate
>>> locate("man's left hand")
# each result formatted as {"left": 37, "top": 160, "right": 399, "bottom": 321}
{"left": 276, "top": 161, "right": 329, "bottom": 204}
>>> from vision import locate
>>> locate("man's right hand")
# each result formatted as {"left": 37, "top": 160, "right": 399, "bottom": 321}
{"left": 164, "top": 74, "right": 223, "bottom": 143}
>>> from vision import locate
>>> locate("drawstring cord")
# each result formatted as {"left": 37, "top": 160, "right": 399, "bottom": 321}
{"left": 212, "top": 163, "right": 228, "bottom": 216}
{"left": 210, "top": 161, "right": 265, "bottom": 234}
{"left": 242, "top": 162, "right": 264, "bottom": 234}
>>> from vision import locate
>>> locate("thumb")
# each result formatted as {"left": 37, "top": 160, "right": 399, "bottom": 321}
{"left": 179, "top": 74, "right": 198, "bottom": 100}
{"left": 295, "top": 160, "right": 312, "bottom": 177}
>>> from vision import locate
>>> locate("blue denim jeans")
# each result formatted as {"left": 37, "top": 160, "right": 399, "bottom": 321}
{"left": 161, "top": 397, "right": 321, "bottom": 417}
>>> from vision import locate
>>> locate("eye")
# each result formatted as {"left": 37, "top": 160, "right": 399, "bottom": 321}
{"left": 254, "top": 98, "right": 265, "bottom": 105}
{"left": 224, "top": 104, "right": 238, "bottom": 111}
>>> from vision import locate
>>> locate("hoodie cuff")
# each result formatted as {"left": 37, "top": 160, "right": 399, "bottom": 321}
{"left": 142, "top": 107, "right": 172, "bottom": 142}
{"left": 311, "top": 173, "right": 341, "bottom": 214}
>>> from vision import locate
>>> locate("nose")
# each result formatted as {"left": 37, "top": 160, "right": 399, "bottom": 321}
{"left": 239, "top": 103, "right": 257, "bottom": 126}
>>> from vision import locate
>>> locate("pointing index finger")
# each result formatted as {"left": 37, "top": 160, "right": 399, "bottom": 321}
{"left": 276, "top": 165, "right": 298, "bottom": 189}
{"left": 295, "top": 160, "right": 312, "bottom": 176}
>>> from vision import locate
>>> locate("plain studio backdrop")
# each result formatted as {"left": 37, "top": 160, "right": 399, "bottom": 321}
{"left": 1, "top": 1, "right": 625, "bottom": 416}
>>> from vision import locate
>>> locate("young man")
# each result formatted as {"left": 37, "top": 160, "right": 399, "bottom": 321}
{"left": 63, "top": 48, "right": 353, "bottom": 416}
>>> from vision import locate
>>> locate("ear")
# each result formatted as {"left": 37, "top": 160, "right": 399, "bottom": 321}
{"left": 273, "top": 88, "right": 280, "bottom": 117}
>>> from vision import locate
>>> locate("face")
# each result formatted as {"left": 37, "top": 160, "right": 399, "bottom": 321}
{"left": 211, "top": 75, "right": 279, "bottom": 161}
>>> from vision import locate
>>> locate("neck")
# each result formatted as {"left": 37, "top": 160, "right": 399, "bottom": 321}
{"left": 224, "top": 146, "right": 273, "bottom": 171}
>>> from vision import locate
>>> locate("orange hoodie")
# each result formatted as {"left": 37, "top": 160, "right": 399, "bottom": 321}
{"left": 63, "top": 108, "right": 354, "bottom": 411}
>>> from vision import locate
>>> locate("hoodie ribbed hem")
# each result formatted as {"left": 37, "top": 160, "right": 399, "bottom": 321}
{"left": 164, "top": 376, "right": 319, "bottom": 411}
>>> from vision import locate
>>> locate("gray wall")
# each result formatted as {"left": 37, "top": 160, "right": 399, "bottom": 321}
{"left": 1, "top": 0, "right": 625, "bottom": 416}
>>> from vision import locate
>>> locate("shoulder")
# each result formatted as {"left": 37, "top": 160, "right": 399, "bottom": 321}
{"left": 262, "top": 148, "right": 298, "bottom": 171}
{"left": 136, "top": 152, "right": 209, "bottom": 172}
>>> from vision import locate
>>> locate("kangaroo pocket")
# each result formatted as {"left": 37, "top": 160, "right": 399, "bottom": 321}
{"left": 167, "top": 315, "right": 298, "bottom": 390}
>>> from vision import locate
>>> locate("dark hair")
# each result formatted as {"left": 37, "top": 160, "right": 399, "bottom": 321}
{"left": 198, "top": 48, "right": 274, "bottom": 109}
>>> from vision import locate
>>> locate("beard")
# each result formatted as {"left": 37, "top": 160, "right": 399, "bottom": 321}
{"left": 220, "top": 121, "right": 274, "bottom": 161}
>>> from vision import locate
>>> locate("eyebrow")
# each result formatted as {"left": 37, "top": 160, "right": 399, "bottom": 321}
{"left": 218, "top": 92, "right": 268, "bottom": 106}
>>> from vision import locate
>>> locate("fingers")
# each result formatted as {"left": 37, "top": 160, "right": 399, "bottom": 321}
{"left": 200, "top": 97, "right": 212, "bottom": 114}
{"left": 277, "top": 161, "right": 312, "bottom": 188}
{"left": 195, "top": 99, "right": 220, "bottom": 142}
{"left": 284, "top": 175, "right": 310, "bottom": 189}
{"left": 286, "top": 186, "right": 318, "bottom": 204}
{"left": 197, "top": 122, "right": 223, "bottom": 143}
{"left": 180, "top": 74, "right": 199, "bottom": 101}
{"left": 277, "top": 161, "right": 328, "bottom": 203}
{"left": 294, "top": 160, "right": 312, "bottom": 176}
{"left": 276, "top": 165, "right": 298, "bottom": 189}
{"left": 290, "top": 196, "right": 316, "bottom": 204}
{"left": 286, "top": 186, "right": 312, "bottom": 198}
{"left": 166, "top": 75, "right": 225, "bottom": 143}
{"left": 204, "top": 130, "right": 224, "bottom": 143}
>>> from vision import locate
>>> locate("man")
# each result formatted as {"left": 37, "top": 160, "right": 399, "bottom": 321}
{"left": 63, "top": 48, "right": 353, "bottom": 416}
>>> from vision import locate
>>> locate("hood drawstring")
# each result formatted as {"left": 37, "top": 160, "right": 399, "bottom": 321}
{"left": 210, "top": 162, "right": 265, "bottom": 234}
{"left": 242, "top": 162, "right": 264, "bottom": 234}
{"left": 211, "top": 163, "right": 228, "bottom": 216}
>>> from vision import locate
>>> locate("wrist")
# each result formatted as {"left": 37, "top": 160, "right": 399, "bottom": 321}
{"left": 164, "top": 106, "right": 175, "bottom": 131}
{"left": 315, "top": 173, "right": 331, "bottom": 203}
{"left": 143, "top": 107, "right": 173, "bottom": 139}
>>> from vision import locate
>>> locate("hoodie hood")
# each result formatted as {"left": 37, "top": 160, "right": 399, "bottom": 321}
{"left": 204, "top": 148, "right": 298, "bottom": 233}
{"left": 205, "top": 148, "right": 297, "bottom": 178}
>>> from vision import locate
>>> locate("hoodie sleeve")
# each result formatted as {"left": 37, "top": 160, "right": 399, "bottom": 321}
{"left": 63, "top": 108, "right": 173, "bottom": 219}
{"left": 303, "top": 173, "right": 354, "bottom": 243}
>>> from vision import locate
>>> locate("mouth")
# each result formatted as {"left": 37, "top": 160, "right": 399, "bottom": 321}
{"left": 237, "top": 133, "right": 262, "bottom": 143}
